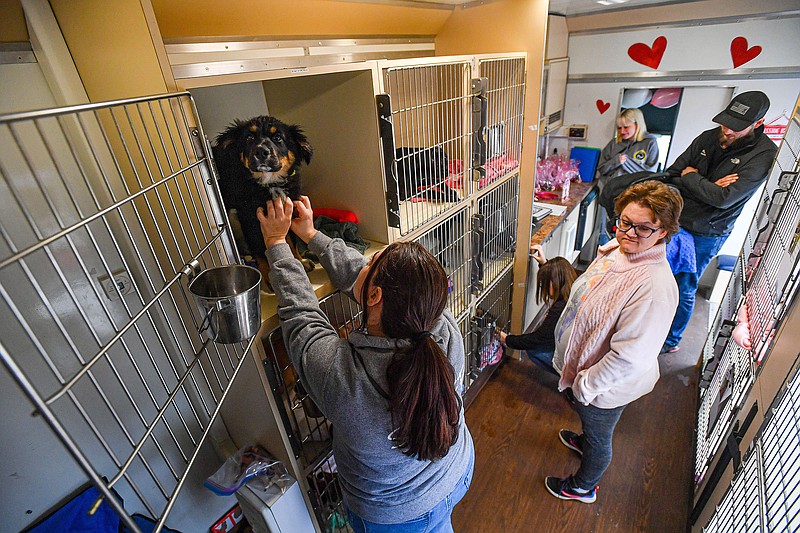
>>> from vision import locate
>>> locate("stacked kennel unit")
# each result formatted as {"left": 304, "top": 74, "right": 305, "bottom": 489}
{"left": 693, "top": 97, "right": 800, "bottom": 530}
{"left": 180, "top": 52, "right": 526, "bottom": 532}
{"left": 378, "top": 55, "right": 524, "bottom": 389}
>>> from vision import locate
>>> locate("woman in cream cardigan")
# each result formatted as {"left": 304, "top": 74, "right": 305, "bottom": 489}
{"left": 545, "top": 180, "right": 682, "bottom": 503}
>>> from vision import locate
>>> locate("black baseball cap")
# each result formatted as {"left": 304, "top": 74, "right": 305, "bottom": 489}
{"left": 712, "top": 91, "right": 770, "bottom": 131}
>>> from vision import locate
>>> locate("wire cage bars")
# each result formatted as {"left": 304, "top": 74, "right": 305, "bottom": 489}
{"left": 694, "top": 256, "right": 749, "bottom": 479}
{"left": 694, "top": 322, "right": 754, "bottom": 483}
{"left": 701, "top": 441, "right": 762, "bottom": 532}
{"left": 379, "top": 60, "right": 472, "bottom": 235}
{"left": 745, "top": 170, "right": 800, "bottom": 364}
{"left": 0, "top": 92, "right": 253, "bottom": 533}
{"left": 474, "top": 57, "right": 525, "bottom": 192}
{"left": 414, "top": 206, "right": 472, "bottom": 318}
{"left": 703, "top": 354, "right": 800, "bottom": 532}
{"left": 694, "top": 107, "right": 800, "bottom": 486}
{"left": 451, "top": 310, "right": 472, "bottom": 394}
{"left": 760, "top": 361, "right": 800, "bottom": 531}
{"left": 475, "top": 175, "right": 519, "bottom": 295}
{"left": 470, "top": 266, "right": 514, "bottom": 381}
{"left": 261, "top": 289, "right": 362, "bottom": 531}
{"left": 306, "top": 450, "right": 351, "bottom": 533}
{"left": 743, "top": 112, "right": 800, "bottom": 363}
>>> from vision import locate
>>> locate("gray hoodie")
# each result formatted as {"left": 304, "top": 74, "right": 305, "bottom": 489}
{"left": 596, "top": 133, "right": 659, "bottom": 180}
{"left": 266, "top": 232, "right": 473, "bottom": 523}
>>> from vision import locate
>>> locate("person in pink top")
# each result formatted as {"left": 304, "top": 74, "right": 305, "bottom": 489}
{"left": 544, "top": 180, "right": 682, "bottom": 504}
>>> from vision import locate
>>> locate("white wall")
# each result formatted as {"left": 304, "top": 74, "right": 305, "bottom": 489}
{"left": 0, "top": 63, "right": 57, "bottom": 113}
{"left": 563, "top": 16, "right": 800, "bottom": 153}
{"left": 558, "top": 15, "right": 800, "bottom": 263}
{"left": 568, "top": 18, "right": 800, "bottom": 75}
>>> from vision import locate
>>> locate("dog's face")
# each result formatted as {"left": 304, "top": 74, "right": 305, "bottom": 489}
{"left": 216, "top": 116, "right": 313, "bottom": 187}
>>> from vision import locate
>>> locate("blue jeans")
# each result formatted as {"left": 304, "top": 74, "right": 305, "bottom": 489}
{"left": 597, "top": 208, "right": 613, "bottom": 246}
{"left": 665, "top": 232, "right": 728, "bottom": 346}
{"left": 345, "top": 450, "right": 475, "bottom": 533}
{"left": 524, "top": 346, "right": 558, "bottom": 376}
{"left": 572, "top": 402, "right": 626, "bottom": 490}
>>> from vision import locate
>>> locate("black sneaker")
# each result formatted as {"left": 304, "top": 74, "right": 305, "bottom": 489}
{"left": 545, "top": 476, "right": 597, "bottom": 503}
{"left": 559, "top": 429, "right": 583, "bottom": 455}
{"left": 660, "top": 343, "right": 680, "bottom": 354}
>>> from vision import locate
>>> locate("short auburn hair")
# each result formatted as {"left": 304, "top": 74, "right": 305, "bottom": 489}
{"left": 614, "top": 180, "right": 683, "bottom": 238}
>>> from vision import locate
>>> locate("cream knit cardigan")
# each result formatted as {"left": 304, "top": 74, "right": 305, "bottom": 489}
{"left": 559, "top": 240, "right": 678, "bottom": 409}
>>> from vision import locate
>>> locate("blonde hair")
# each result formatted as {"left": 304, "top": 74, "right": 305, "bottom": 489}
{"left": 616, "top": 108, "right": 649, "bottom": 143}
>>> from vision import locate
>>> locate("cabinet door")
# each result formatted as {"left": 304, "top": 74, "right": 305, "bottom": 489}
{"left": 560, "top": 207, "right": 581, "bottom": 263}
{"left": 541, "top": 58, "right": 568, "bottom": 134}
{"left": 580, "top": 195, "right": 598, "bottom": 249}
{"left": 523, "top": 227, "right": 561, "bottom": 330}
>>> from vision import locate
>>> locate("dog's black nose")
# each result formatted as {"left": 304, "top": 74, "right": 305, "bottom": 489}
{"left": 254, "top": 144, "right": 271, "bottom": 162}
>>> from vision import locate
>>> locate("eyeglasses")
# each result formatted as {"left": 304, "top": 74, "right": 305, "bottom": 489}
{"left": 615, "top": 217, "right": 661, "bottom": 238}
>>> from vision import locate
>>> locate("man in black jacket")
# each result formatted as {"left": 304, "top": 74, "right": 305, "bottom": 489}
{"left": 661, "top": 91, "right": 778, "bottom": 353}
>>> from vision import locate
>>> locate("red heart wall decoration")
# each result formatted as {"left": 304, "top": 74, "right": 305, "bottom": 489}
{"left": 627, "top": 36, "right": 667, "bottom": 70}
{"left": 596, "top": 100, "right": 610, "bottom": 114}
{"left": 730, "top": 37, "right": 762, "bottom": 68}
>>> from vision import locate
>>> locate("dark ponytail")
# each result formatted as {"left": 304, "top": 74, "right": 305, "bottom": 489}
{"left": 361, "top": 241, "right": 460, "bottom": 461}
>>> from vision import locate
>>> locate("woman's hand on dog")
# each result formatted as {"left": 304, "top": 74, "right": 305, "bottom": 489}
{"left": 291, "top": 195, "right": 318, "bottom": 244}
{"left": 257, "top": 197, "right": 293, "bottom": 248}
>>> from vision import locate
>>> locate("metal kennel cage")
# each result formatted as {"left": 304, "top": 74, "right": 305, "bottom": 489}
{"left": 744, "top": 170, "right": 800, "bottom": 364}
{"left": 306, "top": 450, "right": 351, "bottom": 533}
{"left": 261, "top": 328, "right": 333, "bottom": 469}
{"left": 703, "top": 352, "right": 800, "bottom": 532}
{"left": 414, "top": 206, "right": 472, "bottom": 318}
{"left": 701, "top": 439, "right": 761, "bottom": 532}
{"left": 693, "top": 108, "right": 800, "bottom": 484}
{"left": 694, "top": 318, "right": 754, "bottom": 483}
{"left": 469, "top": 266, "right": 514, "bottom": 381}
{"left": 0, "top": 92, "right": 251, "bottom": 533}
{"left": 261, "top": 289, "right": 362, "bottom": 532}
{"left": 378, "top": 60, "right": 473, "bottom": 236}
{"left": 261, "top": 290, "right": 362, "bottom": 467}
{"left": 694, "top": 104, "right": 800, "bottom": 489}
{"left": 474, "top": 175, "right": 519, "bottom": 296}
{"left": 474, "top": 57, "right": 525, "bottom": 192}
{"left": 456, "top": 311, "right": 474, "bottom": 394}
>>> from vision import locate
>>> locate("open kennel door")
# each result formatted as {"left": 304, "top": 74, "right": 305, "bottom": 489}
{"left": 0, "top": 92, "right": 256, "bottom": 532}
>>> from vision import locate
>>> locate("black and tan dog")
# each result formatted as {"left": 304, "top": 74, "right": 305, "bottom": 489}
{"left": 212, "top": 116, "right": 314, "bottom": 289}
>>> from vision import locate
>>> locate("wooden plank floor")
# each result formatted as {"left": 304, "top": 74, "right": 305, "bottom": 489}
{"left": 452, "top": 300, "right": 708, "bottom": 533}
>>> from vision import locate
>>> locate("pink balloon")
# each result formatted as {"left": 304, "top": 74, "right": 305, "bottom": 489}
{"left": 651, "top": 88, "right": 682, "bottom": 109}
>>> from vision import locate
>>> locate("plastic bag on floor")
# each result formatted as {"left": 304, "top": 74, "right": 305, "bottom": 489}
{"left": 204, "top": 444, "right": 291, "bottom": 496}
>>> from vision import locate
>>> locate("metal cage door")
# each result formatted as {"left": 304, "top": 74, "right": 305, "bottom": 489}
{"left": 0, "top": 92, "right": 254, "bottom": 533}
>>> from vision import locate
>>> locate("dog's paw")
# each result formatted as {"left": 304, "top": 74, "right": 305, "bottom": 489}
{"left": 300, "top": 258, "right": 315, "bottom": 273}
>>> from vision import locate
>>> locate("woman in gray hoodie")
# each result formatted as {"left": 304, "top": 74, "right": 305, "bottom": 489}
{"left": 258, "top": 195, "right": 474, "bottom": 532}
{"left": 595, "top": 108, "right": 660, "bottom": 244}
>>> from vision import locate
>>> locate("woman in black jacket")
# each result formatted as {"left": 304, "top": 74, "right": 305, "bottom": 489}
{"left": 498, "top": 244, "right": 577, "bottom": 374}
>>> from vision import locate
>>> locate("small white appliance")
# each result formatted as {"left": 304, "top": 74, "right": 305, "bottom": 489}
{"left": 235, "top": 476, "right": 315, "bottom": 533}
